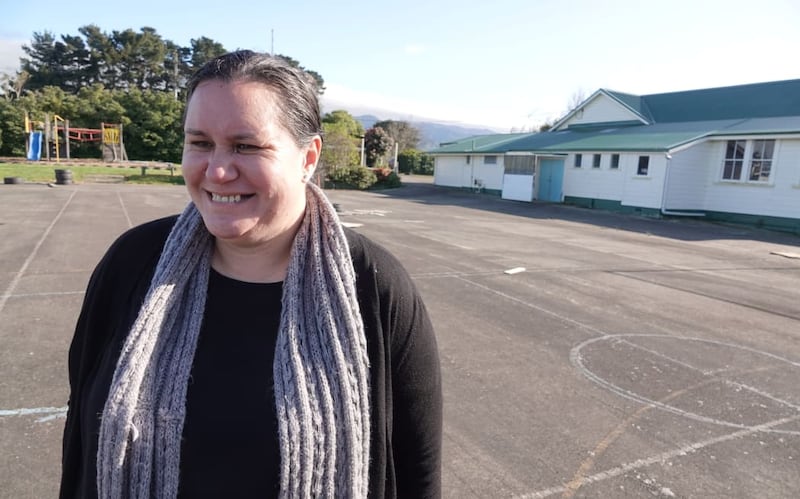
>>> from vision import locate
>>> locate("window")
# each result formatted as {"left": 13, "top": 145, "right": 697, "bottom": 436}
{"left": 504, "top": 156, "right": 536, "bottom": 175}
{"left": 749, "top": 140, "right": 774, "bottom": 181}
{"left": 592, "top": 154, "right": 601, "bottom": 168}
{"left": 574, "top": 154, "right": 582, "bottom": 168}
{"left": 610, "top": 154, "right": 620, "bottom": 169}
{"left": 466, "top": 155, "right": 471, "bottom": 164}
{"left": 637, "top": 156, "right": 649, "bottom": 176}
{"left": 484, "top": 155, "right": 497, "bottom": 164}
{"left": 721, "top": 139, "right": 775, "bottom": 182}
{"left": 723, "top": 140, "right": 745, "bottom": 180}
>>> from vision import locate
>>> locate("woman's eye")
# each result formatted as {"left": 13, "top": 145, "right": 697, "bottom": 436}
{"left": 191, "top": 141, "right": 213, "bottom": 149}
{"left": 235, "top": 144, "right": 259, "bottom": 153}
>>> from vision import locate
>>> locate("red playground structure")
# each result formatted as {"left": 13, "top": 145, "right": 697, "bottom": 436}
{"left": 25, "top": 112, "right": 128, "bottom": 162}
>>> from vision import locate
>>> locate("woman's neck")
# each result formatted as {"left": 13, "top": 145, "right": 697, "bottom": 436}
{"left": 211, "top": 232, "right": 294, "bottom": 283}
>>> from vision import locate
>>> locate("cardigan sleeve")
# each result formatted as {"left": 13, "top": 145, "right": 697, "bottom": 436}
{"left": 356, "top": 232, "right": 443, "bottom": 498}
{"left": 60, "top": 243, "right": 114, "bottom": 498}
{"left": 389, "top": 280, "right": 442, "bottom": 498}
{"left": 59, "top": 216, "right": 175, "bottom": 498}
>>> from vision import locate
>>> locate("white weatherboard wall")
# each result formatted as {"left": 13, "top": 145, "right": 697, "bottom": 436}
{"left": 557, "top": 94, "right": 642, "bottom": 130}
{"left": 502, "top": 174, "right": 534, "bottom": 201}
{"left": 702, "top": 138, "right": 800, "bottom": 218}
{"left": 434, "top": 156, "right": 465, "bottom": 187}
{"left": 663, "top": 143, "right": 714, "bottom": 211}
{"left": 433, "top": 155, "right": 504, "bottom": 190}
{"left": 473, "top": 156, "right": 504, "bottom": 191}
{"left": 620, "top": 153, "right": 666, "bottom": 209}
{"left": 563, "top": 153, "right": 624, "bottom": 201}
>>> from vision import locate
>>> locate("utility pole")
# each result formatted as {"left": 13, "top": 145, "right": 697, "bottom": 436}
{"left": 173, "top": 49, "right": 179, "bottom": 100}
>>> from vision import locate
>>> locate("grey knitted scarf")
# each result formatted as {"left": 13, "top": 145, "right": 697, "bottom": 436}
{"left": 97, "top": 183, "right": 370, "bottom": 498}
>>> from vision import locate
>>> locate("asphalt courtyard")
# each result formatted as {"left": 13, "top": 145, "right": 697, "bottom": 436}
{"left": 1, "top": 177, "right": 799, "bottom": 498}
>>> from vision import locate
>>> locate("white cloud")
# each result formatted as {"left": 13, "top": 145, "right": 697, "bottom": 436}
{"left": 0, "top": 39, "right": 25, "bottom": 74}
{"left": 321, "top": 82, "right": 518, "bottom": 129}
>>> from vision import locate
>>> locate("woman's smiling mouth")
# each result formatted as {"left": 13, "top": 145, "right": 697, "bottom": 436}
{"left": 209, "top": 192, "right": 254, "bottom": 203}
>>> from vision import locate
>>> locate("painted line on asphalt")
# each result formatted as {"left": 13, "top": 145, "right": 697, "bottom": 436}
{"left": 0, "top": 406, "right": 68, "bottom": 423}
{"left": 6, "top": 291, "right": 85, "bottom": 299}
{"left": 570, "top": 334, "right": 800, "bottom": 435}
{"left": 515, "top": 414, "right": 800, "bottom": 499}
{"left": 117, "top": 190, "right": 133, "bottom": 228}
{"left": 456, "top": 276, "right": 609, "bottom": 337}
{"left": 0, "top": 190, "right": 77, "bottom": 318}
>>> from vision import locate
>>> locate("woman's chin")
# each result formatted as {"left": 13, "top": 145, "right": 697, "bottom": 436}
{"left": 202, "top": 219, "right": 255, "bottom": 242}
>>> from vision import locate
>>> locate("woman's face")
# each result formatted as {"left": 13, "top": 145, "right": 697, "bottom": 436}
{"left": 182, "top": 79, "right": 320, "bottom": 247}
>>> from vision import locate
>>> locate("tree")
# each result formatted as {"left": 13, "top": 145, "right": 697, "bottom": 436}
{"left": 275, "top": 54, "right": 325, "bottom": 95}
{"left": 115, "top": 88, "right": 185, "bottom": 162}
{"left": 189, "top": 36, "right": 227, "bottom": 69}
{"left": 320, "top": 125, "right": 360, "bottom": 173}
{"left": 374, "top": 120, "right": 420, "bottom": 152}
{"left": 21, "top": 31, "right": 66, "bottom": 91}
{"left": 364, "top": 127, "right": 392, "bottom": 167}
{"left": 0, "top": 98, "right": 25, "bottom": 154}
{"left": 0, "top": 71, "right": 30, "bottom": 100}
{"left": 19, "top": 26, "right": 232, "bottom": 96}
{"left": 320, "top": 110, "right": 362, "bottom": 172}
{"left": 565, "top": 89, "right": 588, "bottom": 115}
{"left": 397, "top": 149, "right": 434, "bottom": 175}
{"left": 322, "top": 110, "right": 364, "bottom": 137}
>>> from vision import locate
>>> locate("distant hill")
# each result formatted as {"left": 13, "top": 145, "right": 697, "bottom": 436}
{"left": 355, "top": 115, "right": 499, "bottom": 152}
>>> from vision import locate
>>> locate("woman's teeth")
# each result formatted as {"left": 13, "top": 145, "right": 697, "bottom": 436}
{"left": 211, "top": 193, "right": 245, "bottom": 203}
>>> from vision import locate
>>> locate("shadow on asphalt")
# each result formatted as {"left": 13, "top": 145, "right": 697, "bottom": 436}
{"left": 365, "top": 178, "right": 800, "bottom": 245}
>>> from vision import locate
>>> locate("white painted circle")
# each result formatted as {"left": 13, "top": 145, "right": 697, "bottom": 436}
{"left": 570, "top": 334, "right": 800, "bottom": 436}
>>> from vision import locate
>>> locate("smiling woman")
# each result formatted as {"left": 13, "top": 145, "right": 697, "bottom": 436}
{"left": 60, "top": 51, "right": 442, "bottom": 499}
{"left": 181, "top": 78, "right": 320, "bottom": 281}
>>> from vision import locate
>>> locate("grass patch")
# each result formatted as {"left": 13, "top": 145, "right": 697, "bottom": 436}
{"left": 0, "top": 161, "right": 183, "bottom": 185}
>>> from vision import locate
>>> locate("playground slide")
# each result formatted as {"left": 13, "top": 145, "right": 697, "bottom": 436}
{"left": 27, "top": 131, "right": 42, "bottom": 161}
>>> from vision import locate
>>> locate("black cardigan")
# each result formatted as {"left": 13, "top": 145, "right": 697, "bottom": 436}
{"left": 60, "top": 215, "right": 442, "bottom": 498}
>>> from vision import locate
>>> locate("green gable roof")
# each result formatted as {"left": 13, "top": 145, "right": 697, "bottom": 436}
{"left": 605, "top": 90, "right": 653, "bottom": 121}
{"left": 640, "top": 79, "right": 800, "bottom": 122}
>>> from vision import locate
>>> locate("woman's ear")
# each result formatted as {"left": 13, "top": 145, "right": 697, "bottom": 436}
{"left": 302, "top": 135, "right": 322, "bottom": 182}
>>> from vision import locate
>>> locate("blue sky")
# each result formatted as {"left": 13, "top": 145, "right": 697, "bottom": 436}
{"left": 2, "top": 0, "right": 799, "bottom": 131}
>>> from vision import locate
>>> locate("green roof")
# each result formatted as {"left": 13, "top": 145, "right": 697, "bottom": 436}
{"left": 428, "top": 133, "right": 532, "bottom": 154}
{"left": 428, "top": 79, "right": 800, "bottom": 156}
{"left": 605, "top": 90, "right": 652, "bottom": 121}
{"left": 537, "top": 131, "right": 703, "bottom": 152}
{"left": 638, "top": 79, "right": 800, "bottom": 122}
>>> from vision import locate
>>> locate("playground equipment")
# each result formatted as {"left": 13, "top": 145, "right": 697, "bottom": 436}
{"left": 24, "top": 112, "right": 128, "bottom": 162}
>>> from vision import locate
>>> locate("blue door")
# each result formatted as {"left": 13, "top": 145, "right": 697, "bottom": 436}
{"left": 538, "top": 158, "right": 564, "bottom": 202}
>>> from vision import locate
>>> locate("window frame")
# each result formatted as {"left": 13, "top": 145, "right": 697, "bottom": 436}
{"left": 748, "top": 139, "right": 774, "bottom": 182}
{"left": 574, "top": 153, "right": 583, "bottom": 168}
{"left": 592, "top": 154, "right": 601, "bottom": 168}
{"left": 636, "top": 155, "right": 650, "bottom": 176}
{"left": 720, "top": 139, "right": 776, "bottom": 183}
{"left": 610, "top": 154, "right": 620, "bottom": 169}
{"left": 484, "top": 155, "right": 497, "bottom": 165}
{"left": 722, "top": 139, "right": 746, "bottom": 181}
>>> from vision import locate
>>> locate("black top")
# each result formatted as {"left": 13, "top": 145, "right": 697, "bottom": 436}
{"left": 179, "top": 270, "right": 283, "bottom": 497}
{"left": 60, "top": 216, "right": 442, "bottom": 498}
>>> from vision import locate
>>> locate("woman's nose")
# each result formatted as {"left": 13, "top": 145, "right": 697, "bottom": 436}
{"left": 206, "top": 149, "right": 238, "bottom": 182}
